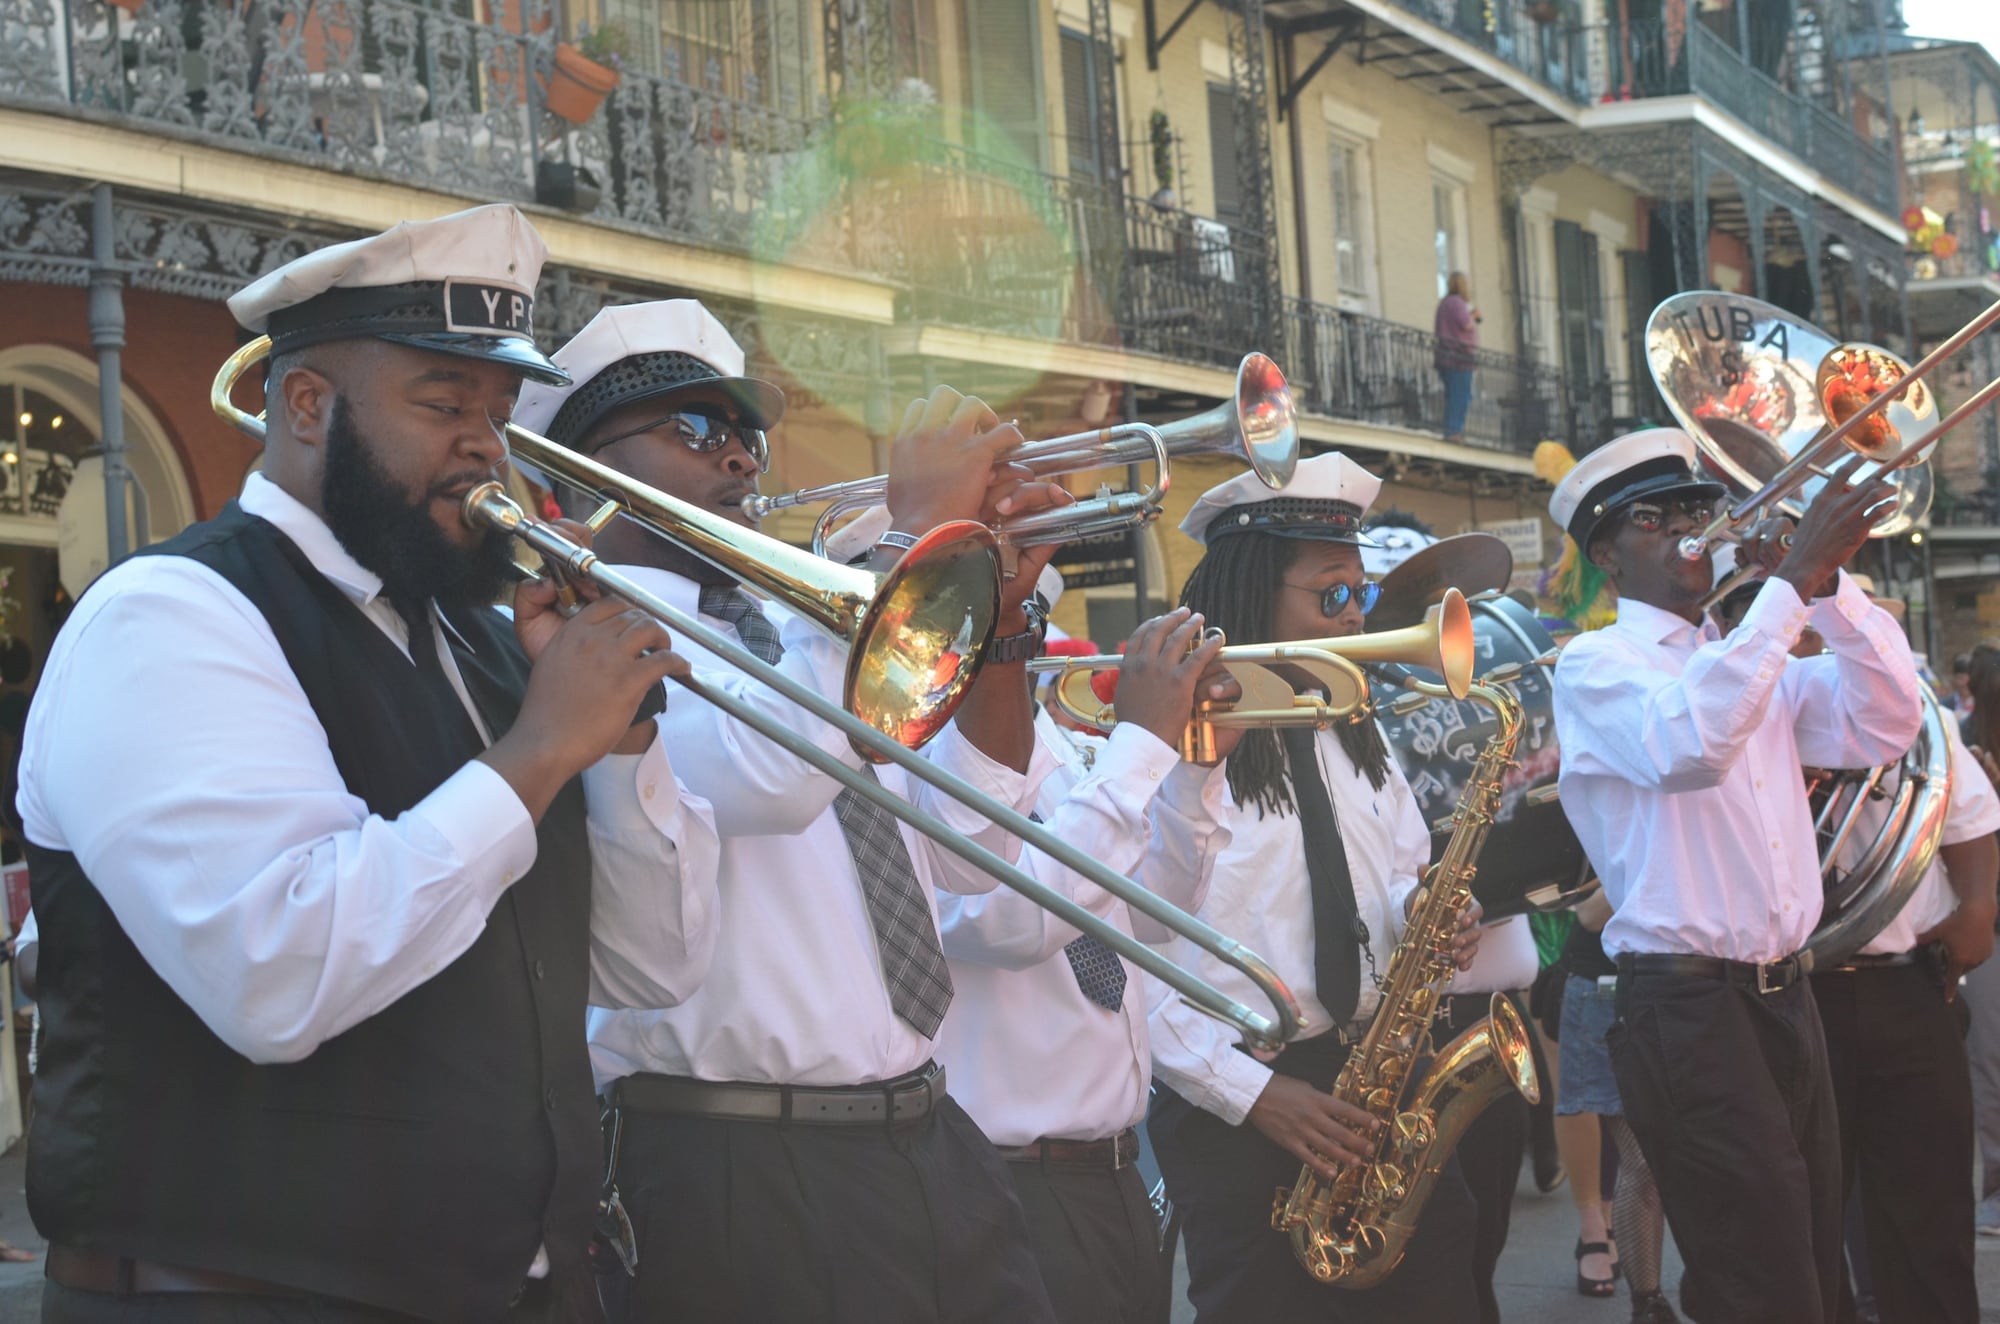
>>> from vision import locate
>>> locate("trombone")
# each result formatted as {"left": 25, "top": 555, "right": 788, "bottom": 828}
{"left": 212, "top": 336, "right": 1307, "bottom": 1052}
{"left": 1647, "top": 294, "right": 2000, "bottom": 609}
{"left": 744, "top": 352, "right": 1300, "bottom": 556}
{"left": 1029, "top": 590, "right": 1476, "bottom": 763}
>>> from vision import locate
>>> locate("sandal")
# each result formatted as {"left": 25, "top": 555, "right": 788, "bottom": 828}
{"left": 1575, "top": 1238, "right": 1616, "bottom": 1297}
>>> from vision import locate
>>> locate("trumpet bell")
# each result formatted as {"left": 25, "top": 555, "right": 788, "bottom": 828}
{"left": 1203, "top": 351, "right": 1299, "bottom": 490}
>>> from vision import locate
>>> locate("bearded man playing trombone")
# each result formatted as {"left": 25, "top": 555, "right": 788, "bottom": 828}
{"left": 514, "top": 300, "right": 1071, "bottom": 1322}
{"left": 19, "top": 207, "right": 719, "bottom": 1323}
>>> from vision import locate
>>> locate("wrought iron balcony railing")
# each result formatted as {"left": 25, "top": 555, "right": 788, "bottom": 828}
{"left": 879, "top": 143, "right": 1276, "bottom": 373}
{"left": 1373, "top": 0, "right": 1593, "bottom": 101}
{"left": 1574, "top": 18, "right": 1898, "bottom": 215}
{"left": 1282, "top": 296, "right": 1585, "bottom": 455}
{"left": 0, "top": 0, "right": 852, "bottom": 266}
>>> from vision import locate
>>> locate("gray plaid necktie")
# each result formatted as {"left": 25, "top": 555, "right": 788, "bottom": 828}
{"left": 1024, "top": 813, "right": 1128, "bottom": 1012}
{"left": 700, "top": 586, "right": 954, "bottom": 1037}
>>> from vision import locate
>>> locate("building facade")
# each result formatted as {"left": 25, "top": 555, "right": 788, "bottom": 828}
{"left": 0, "top": 0, "right": 1918, "bottom": 656}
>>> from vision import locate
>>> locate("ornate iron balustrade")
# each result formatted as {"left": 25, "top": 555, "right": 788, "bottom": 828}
{"left": 1282, "top": 296, "right": 1581, "bottom": 455}
{"left": 880, "top": 140, "right": 1274, "bottom": 372}
{"left": 1575, "top": 18, "right": 1897, "bottom": 216}
{"left": 0, "top": 0, "right": 846, "bottom": 264}
{"left": 1373, "top": 0, "right": 1591, "bottom": 102}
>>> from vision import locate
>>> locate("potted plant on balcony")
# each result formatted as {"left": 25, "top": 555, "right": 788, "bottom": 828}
{"left": 548, "top": 21, "right": 629, "bottom": 125}
{"left": 1149, "top": 110, "right": 1178, "bottom": 210}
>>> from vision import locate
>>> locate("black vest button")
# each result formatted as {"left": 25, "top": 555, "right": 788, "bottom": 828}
{"left": 545, "top": 1087, "right": 558, "bottom": 1111}
{"left": 533, "top": 959, "right": 546, "bottom": 980}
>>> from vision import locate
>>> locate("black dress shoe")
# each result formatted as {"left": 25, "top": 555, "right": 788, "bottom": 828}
{"left": 1630, "top": 1289, "right": 1679, "bottom": 1323}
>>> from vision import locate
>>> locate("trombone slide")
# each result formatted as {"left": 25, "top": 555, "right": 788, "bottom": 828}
{"left": 464, "top": 484, "right": 1307, "bottom": 1052}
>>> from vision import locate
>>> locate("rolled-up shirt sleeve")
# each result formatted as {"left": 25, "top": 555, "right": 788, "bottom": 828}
{"left": 18, "top": 558, "right": 541, "bottom": 1065}
{"left": 578, "top": 720, "right": 721, "bottom": 1010}
{"left": 1148, "top": 971, "right": 1273, "bottom": 1127}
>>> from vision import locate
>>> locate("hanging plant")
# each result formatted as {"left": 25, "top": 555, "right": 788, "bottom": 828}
{"left": 1967, "top": 140, "right": 2000, "bottom": 200}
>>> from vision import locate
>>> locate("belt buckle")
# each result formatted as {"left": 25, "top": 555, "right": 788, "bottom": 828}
{"left": 1111, "top": 1135, "right": 1130, "bottom": 1171}
{"left": 1757, "top": 960, "right": 1785, "bottom": 995}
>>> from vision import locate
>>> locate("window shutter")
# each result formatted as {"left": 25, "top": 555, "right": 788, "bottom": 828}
{"left": 1207, "top": 84, "right": 1243, "bottom": 224}
{"left": 964, "top": 0, "right": 1046, "bottom": 168}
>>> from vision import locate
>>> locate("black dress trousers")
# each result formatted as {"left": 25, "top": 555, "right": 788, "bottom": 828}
{"left": 1431, "top": 995, "right": 1529, "bottom": 1324}
{"left": 1813, "top": 961, "right": 1978, "bottom": 1324}
{"left": 1148, "top": 1034, "right": 1481, "bottom": 1324}
{"left": 1609, "top": 967, "right": 1844, "bottom": 1324}
{"left": 608, "top": 1095, "right": 1054, "bottom": 1324}
{"left": 1006, "top": 1157, "right": 1163, "bottom": 1324}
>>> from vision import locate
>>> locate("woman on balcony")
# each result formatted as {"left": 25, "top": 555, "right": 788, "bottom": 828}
{"left": 1435, "top": 272, "right": 1482, "bottom": 444}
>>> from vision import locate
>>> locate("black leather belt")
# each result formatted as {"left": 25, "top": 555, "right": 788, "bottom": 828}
{"left": 1619, "top": 951, "right": 1813, "bottom": 994}
{"left": 608, "top": 1061, "right": 946, "bottom": 1127}
{"left": 45, "top": 1246, "right": 312, "bottom": 1299}
{"left": 1826, "top": 950, "right": 1920, "bottom": 973}
{"left": 995, "top": 1128, "right": 1140, "bottom": 1170}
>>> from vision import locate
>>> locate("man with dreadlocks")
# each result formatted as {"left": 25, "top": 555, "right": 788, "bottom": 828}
{"left": 1145, "top": 452, "right": 1486, "bottom": 1323}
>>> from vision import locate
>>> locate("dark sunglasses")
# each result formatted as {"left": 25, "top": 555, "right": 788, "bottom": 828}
{"left": 1283, "top": 578, "right": 1381, "bottom": 617}
{"left": 589, "top": 409, "right": 769, "bottom": 472}
{"left": 1622, "top": 495, "right": 1718, "bottom": 533}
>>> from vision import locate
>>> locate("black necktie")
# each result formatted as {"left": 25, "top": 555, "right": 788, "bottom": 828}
{"left": 700, "top": 585, "right": 955, "bottom": 1037}
{"left": 1023, "top": 811, "right": 1127, "bottom": 1012}
{"left": 1281, "top": 727, "right": 1363, "bottom": 1026}
{"left": 392, "top": 596, "right": 481, "bottom": 745}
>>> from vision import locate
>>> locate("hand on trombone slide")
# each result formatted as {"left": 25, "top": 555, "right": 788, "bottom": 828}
{"left": 483, "top": 518, "right": 690, "bottom": 819}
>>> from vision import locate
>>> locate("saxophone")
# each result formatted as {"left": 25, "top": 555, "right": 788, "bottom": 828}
{"left": 1271, "top": 662, "right": 1545, "bottom": 1287}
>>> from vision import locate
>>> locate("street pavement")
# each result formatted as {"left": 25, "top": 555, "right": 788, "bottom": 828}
{"left": 0, "top": 1141, "right": 1993, "bottom": 1320}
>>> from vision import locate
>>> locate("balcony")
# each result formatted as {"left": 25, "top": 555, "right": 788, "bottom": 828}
{"left": 1575, "top": 18, "right": 1899, "bottom": 215}
{"left": 1282, "top": 297, "right": 1584, "bottom": 456}
{"left": 0, "top": 0, "right": 856, "bottom": 269}
{"left": 881, "top": 141, "right": 1273, "bottom": 373}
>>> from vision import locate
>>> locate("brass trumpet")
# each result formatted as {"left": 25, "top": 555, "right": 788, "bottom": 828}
{"left": 744, "top": 353, "right": 1299, "bottom": 555}
{"left": 211, "top": 336, "right": 1308, "bottom": 1051}
{"left": 1027, "top": 589, "right": 1475, "bottom": 762}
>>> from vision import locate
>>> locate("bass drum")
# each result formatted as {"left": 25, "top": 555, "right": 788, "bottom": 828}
{"left": 1372, "top": 593, "right": 1594, "bottom": 919}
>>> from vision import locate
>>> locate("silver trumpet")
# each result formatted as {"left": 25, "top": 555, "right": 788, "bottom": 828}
{"left": 743, "top": 352, "right": 1299, "bottom": 555}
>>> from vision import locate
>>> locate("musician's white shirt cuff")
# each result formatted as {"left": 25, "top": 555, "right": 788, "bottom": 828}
{"left": 418, "top": 759, "right": 538, "bottom": 899}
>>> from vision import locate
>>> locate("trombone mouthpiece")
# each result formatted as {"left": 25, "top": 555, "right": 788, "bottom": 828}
{"left": 1678, "top": 534, "right": 1708, "bottom": 562}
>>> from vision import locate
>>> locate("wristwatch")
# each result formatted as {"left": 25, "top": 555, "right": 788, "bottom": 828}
{"left": 987, "top": 597, "right": 1048, "bottom": 665}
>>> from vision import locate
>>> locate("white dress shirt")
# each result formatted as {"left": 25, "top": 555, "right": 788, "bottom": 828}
{"left": 16, "top": 473, "right": 719, "bottom": 1067}
{"left": 1450, "top": 915, "right": 1539, "bottom": 995}
{"left": 1833, "top": 716, "right": 2000, "bottom": 956}
{"left": 586, "top": 566, "right": 1046, "bottom": 1090}
{"left": 1148, "top": 722, "right": 1431, "bottom": 1126}
{"left": 1553, "top": 572, "right": 1920, "bottom": 963}
{"left": 926, "top": 714, "right": 1228, "bottom": 1146}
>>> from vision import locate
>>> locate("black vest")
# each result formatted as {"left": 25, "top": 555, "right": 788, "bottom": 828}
{"left": 26, "top": 504, "right": 600, "bottom": 1322}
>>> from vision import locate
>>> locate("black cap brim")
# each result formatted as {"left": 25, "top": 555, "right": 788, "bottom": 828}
{"left": 1569, "top": 472, "right": 1727, "bottom": 548}
{"left": 377, "top": 332, "right": 571, "bottom": 389}
{"left": 607, "top": 375, "right": 786, "bottom": 432}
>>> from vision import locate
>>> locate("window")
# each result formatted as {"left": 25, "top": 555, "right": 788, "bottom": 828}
{"left": 962, "top": 0, "right": 1046, "bottom": 167}
{"left": 1326, "top": 136, "right": 1381, "bottom": 312}
{"left": 1208, "top": 84, "right": 1243, "bottom": 225}
{"left": 1433, "top": 178, "right": 1467, "bottom": 299}
{"left": 1060, "top": 28, "right": 1116, "bottom": 184}
{"left": 1554, "top": 218, "right": 1607, "bottom": 386}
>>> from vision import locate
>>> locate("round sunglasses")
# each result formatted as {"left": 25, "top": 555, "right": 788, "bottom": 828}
{"left": 1283, "top": 578, "right": 1382, "bottom": 617}
{"left": 1621, "top": 495, "right": 1719, "bottom": 533}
